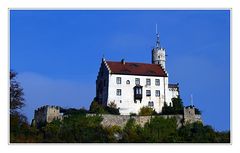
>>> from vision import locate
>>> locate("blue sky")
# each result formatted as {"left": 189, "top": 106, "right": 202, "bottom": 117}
{"left": 10, "top": 10, "right": 230, "bottom": 131}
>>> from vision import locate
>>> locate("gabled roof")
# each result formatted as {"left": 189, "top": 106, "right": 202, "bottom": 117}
{"left": 105, "top": 60, "right": 167, "bottom": 77}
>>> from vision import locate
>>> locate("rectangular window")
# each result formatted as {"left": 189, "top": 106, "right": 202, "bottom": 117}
{"left": 135, "top": 88, "right": 142, "bottom": 94}
{"left": 116, "top": 77, "right": 121, "bottom": 84}
{"left": 135, "top": 78, "right": 140, "bottom": 85}
{"left": 146, "top": 90, "right": 151, "bottom": 96}
{"left": 116, "top": 89, "right": 121, "bottom": 96}
{"left": 155, "top": 90, "right": 160, "bottom": 97}
{"left": 155, "top": 79, "right": 160, "bottom": 86}
{"left": 148, "top": 101, "right": 154, "bottom": 107}
{"left": 146, "top": 78, "right": 151, "bottom": 86}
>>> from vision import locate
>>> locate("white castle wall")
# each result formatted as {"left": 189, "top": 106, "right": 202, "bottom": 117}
{"left": 107, "top": 74, "right": 171, "bottom": 115}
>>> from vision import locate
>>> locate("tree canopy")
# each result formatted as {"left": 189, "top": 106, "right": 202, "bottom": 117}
{"left": 10, "top": 70, "right": 25, "bottom": 114}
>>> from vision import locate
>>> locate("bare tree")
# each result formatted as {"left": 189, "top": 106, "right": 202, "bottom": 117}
{"left": 10, "top": 70, "right": 25, "bottom": 114}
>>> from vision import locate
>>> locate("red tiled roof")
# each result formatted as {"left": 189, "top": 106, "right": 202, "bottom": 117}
{"left": 106, "top": 61, "right": 167, "bottom": 77}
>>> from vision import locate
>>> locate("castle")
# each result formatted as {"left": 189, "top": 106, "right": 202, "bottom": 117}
{"left": 96, "top": 32, "right": 179, "bottom": 115}
{"left": 32, "top": 31, "right": 202, "bottom": 128}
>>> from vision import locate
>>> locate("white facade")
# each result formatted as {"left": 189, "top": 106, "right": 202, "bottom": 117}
{"left": 168, "top": 85, "right": 180, "bottom": 101}
{"left": 152, "top": 47, "right": 166, "bottom": 69}
{"left": 107, "top": 74, "right": 171, "bottom": 114}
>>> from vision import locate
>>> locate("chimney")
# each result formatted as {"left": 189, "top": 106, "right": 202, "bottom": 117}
{"left": 121, "top": 59, "right": 125, "bottom": 65}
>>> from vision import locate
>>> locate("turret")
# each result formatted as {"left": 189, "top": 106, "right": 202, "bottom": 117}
{"left": 152, "top": 26, "right": 166, "bottom": 70}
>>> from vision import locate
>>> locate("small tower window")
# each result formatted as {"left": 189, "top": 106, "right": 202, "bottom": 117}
{"left": 126, "top": 80, "right": 130, "bottom": 84}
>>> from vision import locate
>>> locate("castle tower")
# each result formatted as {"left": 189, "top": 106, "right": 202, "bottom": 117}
{"left": 152, "top": 28, "right": 166, "bottom": 70}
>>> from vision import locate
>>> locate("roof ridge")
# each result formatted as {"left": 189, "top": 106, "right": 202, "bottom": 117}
{"left": 105, "top": 60, "right": 167, "bottom": 77}
{"left": 106, "top": 60, "right": 160, "bottom": 66}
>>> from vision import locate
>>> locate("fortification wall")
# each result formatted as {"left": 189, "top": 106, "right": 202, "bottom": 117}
{"left": 183, "top": 107, "right": 202, "bottom": 124}
{"left": 33, "top": 105, "right": 62, "bottom": 126}
{"left": 46, "top": 106, "right": 62, "bottom": 123}
{"left": 33, "top": 106, "right": 202, "bottom": 128}
{"left": 87, "top": 114, "right": 186, "bottom": 128}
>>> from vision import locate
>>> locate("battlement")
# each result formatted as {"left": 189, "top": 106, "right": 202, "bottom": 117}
{"left": 184, "top": 106, "right": 202, "bottom": 124}
{"left": 33, "top": 105, "right": 63, "bottom": 127}
{"left": 35, "top": 105, "right": 61, "bottom": 113}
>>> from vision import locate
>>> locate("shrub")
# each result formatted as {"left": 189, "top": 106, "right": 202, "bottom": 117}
{"left": 89, "top": 100, "right": 107, "bottom": 114}
{"left": 138, "top": 106, "right": 155, "bottom": 116}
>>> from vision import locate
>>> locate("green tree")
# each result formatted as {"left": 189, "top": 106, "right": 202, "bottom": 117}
{"left": 162, "top": 96, "right": 184, "bottom": 115}
{"left": 42, "top": 120, "right": 62, "bottom": 142}
{"left": 59, "top": 114, "right": 107, "bottom": 142}
{"left": 89, "top": 99, "right": 120, "bottom": 115}
{"left": 104, "top": 125, "right": 122, "bottom": 142}
{"left": 121, "top": 118, "right": 143, "bottom": 142}
{"left": 61, "top": 107, "right": 87, "bottom": 116}
{"left": 10, "top": 70, "right": 25, "bottom": 114}
{"left": 177, "top": 122, "right": 229, "bottom": 143}
{"left": 138, "top": 106, "right": 156, "bottom": 116}
{"left": 105, "top": 101, "right": 120, "bottom": 115}
{"left": 10, "top": 70, "right": 35, "bottom": 142}
{"left": 142, "top": 116, "right": 178, "bottom": 142}
{"left": 89, "top": 99, "right": 107, "bottom": 114}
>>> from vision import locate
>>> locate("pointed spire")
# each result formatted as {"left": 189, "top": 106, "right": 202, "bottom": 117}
{"left": 190, "top": 94, "right": 194, "bottom": 106}
{"left": 156, "top": 24, "right": 160, "bottom": 48}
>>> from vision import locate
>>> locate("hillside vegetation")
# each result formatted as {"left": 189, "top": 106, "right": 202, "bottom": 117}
{"left": 10, "top": 70, "right": 230, "bottom": 143}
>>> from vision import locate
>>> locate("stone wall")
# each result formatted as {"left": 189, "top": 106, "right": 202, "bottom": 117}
{"left": 183, "top": 107, "right": 202, "bottom": 124}
{"left": 33, "top": 105, "right": 63, "bottom": 127}
{"left": 87, "top": 114, "right": 189, "bottom": 128}
{"left": 33, "top": 105, "right": 202, "bottom": 128}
